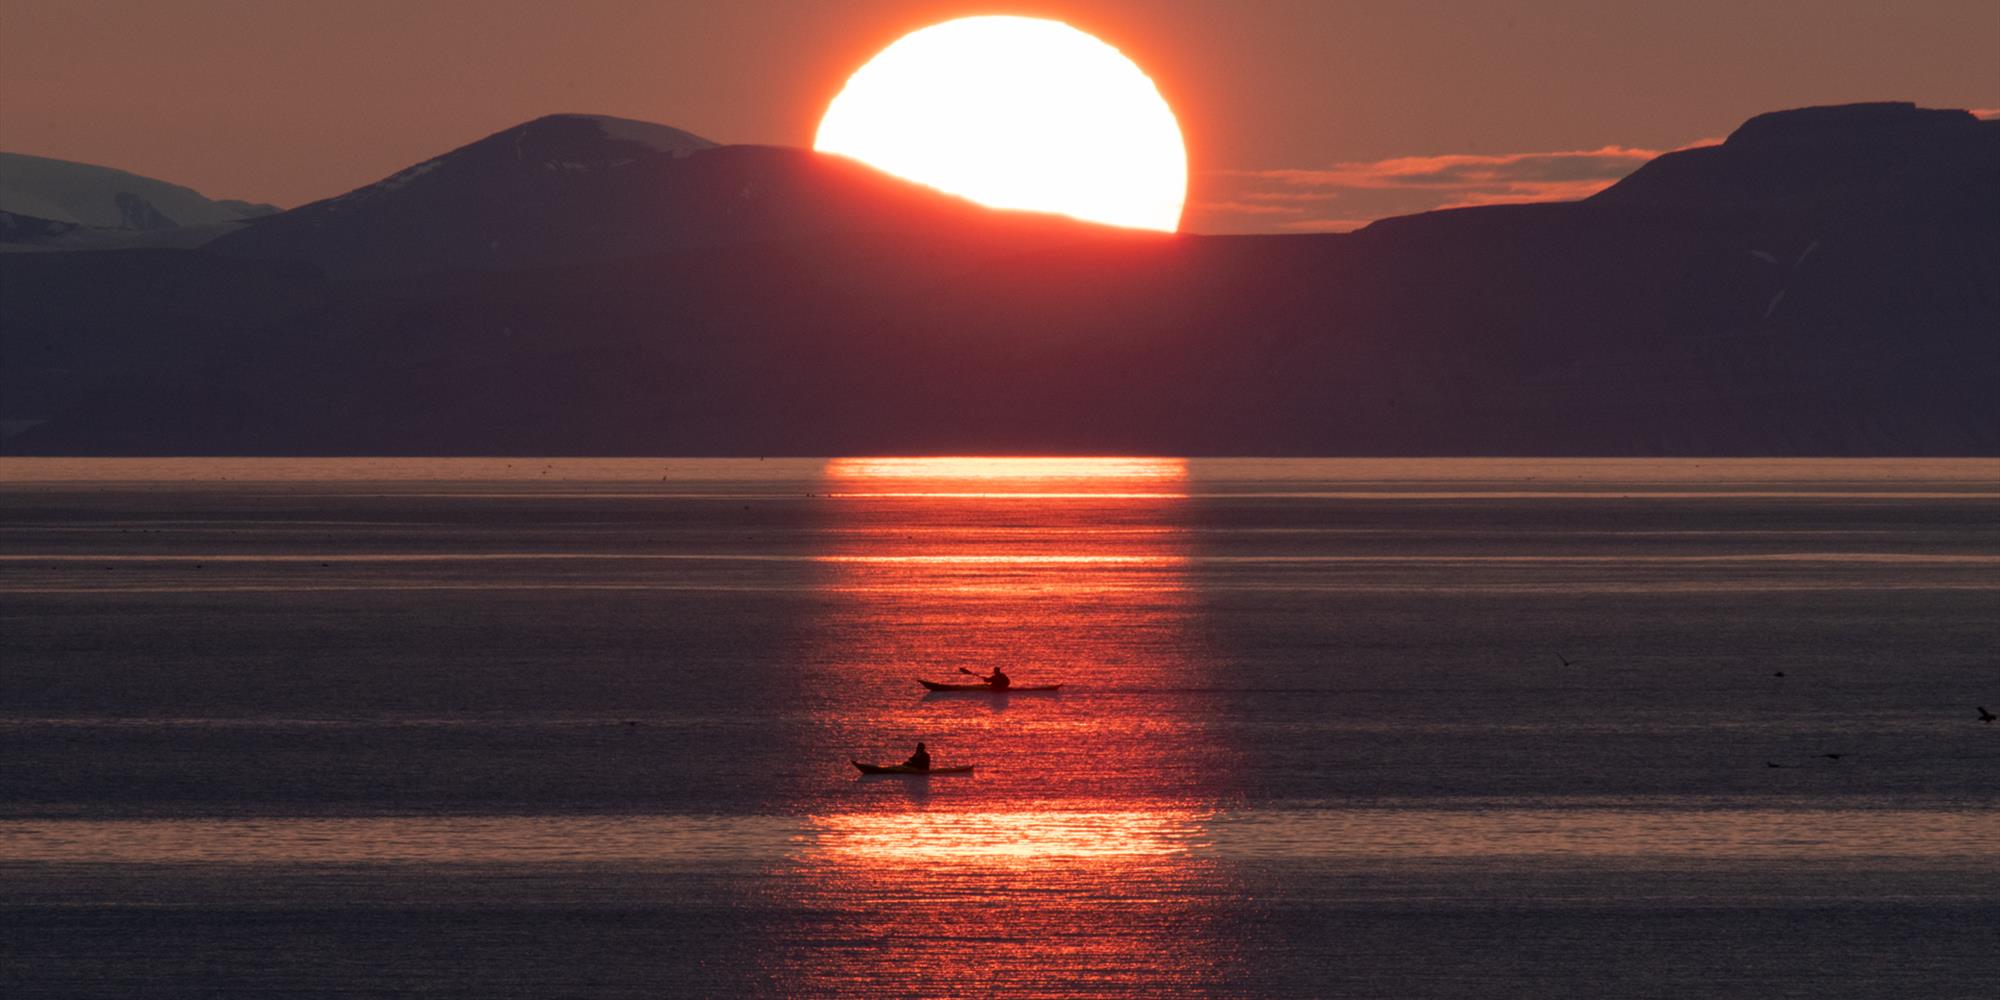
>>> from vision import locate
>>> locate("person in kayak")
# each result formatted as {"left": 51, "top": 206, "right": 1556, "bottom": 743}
{"left": 979, "top": 667, "right": 1011, "bottom": 690}
{"left": 902, "top": 742, "right": 931, "bottom": 771}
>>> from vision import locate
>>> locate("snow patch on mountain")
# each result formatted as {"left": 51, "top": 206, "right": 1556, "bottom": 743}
{"left": 589, "top": 115, "right": 715, "bottom": 157}
{"left": 379, "top": 158, "right": 444, "bottom": 191}
{"left": 0, "top": 152, "right": 275, "bottom": 230}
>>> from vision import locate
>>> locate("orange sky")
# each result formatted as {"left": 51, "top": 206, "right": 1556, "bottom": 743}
{"left": 2, "top": 0, "right": 1994, "bottom": 233}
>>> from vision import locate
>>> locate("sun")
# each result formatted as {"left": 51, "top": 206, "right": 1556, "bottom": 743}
{"left": 814, "top": 16, "right": 1187, "bottom": 232}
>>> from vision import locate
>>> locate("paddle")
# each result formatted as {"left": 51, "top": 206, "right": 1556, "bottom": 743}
{"left": 959, "top": 666, "right": 1008, "bottom": 689}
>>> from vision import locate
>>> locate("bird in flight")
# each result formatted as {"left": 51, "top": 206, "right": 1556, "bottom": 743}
{"left": 1979, "top": 706, "right": 1995, "bottom": 723}
{"left": 1556, "top": 652, "right": 1576, "bottom": 667}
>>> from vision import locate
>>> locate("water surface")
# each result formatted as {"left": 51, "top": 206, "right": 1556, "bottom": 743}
{"left": 3, "top": 458, "right": 1996, "bottom": 997}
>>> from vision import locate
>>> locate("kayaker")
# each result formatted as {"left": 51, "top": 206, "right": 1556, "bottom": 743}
{"left": 902, "top": 742, "right": 931, "bottom": 771}
{"left": 980, "top": 667, "right": 1011, "bottom": 691}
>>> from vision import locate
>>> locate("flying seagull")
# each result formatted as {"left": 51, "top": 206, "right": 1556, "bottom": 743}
{"left": 1820, "top": 753, "right": 1845, "bottom": 761}
{"left": 1980, "top": 706, "right": 1996, "bottom": 723}
{"left": 1755, "top": 239, "right": 1820, "bottom": 320}
{"left": 1556, "top": 652, "right": 1577, "bottom": 667}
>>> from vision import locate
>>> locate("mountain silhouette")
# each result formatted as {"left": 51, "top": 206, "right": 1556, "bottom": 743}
{"left": 1594, "top": 102, "right": 1991, "bottom": 210}
{"left": 0, "top": 152, "right": 277, "bottom": 249}
{"left": 2, "top": 103, "right": 1994, "bottom": 455}
{"left": 204, "top": 113, "right": 1114, "bottom": 280}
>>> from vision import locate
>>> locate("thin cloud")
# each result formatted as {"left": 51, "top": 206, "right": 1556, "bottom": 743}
{"left": 1186, "top": 199, "right": 1312, "bottom": 216}
{"left": 1222, "top": 146, "right": 1659, "bottom": 195}
{"left": 1436, "top": 178, "right": 1643, "bottom": 209}
{"left": 1237, "top": 190, "right": 1334, "bottom": 203}
{"left": 1191, "top": 144, "right": 1665, "bottom": 234}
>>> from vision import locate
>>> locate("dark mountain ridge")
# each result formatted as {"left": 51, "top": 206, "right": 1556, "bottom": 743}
{"left": 1594, "top": 102, "right": 1992, "bottom": 211}
{"left": 204, "top": 114, "right": 1114, "bottom": 280}
{"left": 3, "top": 102, "right": 1994, "bottom": 455}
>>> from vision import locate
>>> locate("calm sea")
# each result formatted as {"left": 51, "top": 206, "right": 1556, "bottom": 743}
{"left": 3, "top": 458, "right": 1997, "bottom": 997}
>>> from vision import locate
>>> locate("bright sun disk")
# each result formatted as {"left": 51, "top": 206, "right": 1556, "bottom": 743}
{"left": 814, "top": 16, "right": 1187, "bottom": 232}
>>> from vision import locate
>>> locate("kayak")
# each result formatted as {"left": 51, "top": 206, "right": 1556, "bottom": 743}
{"left": 852, "top": 760, "right": 976, "bottom": 775}
{"left": 919, "top": 680, "right": 1063, "bottom": 692}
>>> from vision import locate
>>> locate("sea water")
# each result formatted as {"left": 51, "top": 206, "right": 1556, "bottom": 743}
{"left": 2, "top": 458, "right": 1996, "bottom": 997}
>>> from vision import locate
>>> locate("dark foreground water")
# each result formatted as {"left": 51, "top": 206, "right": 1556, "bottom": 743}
{"left": 2, "top": 458, "right": 1997, "bottom": 998}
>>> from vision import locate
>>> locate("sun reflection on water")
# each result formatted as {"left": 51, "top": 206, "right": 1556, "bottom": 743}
{"left": 800, "top": 454, "right": 1210, "bottom": 714}
{"left": 770, "top": 456, "right": 1241, "bottom": 992}
{"left": 822, "top": 455, "right": 1190, "bottom": 498}
{"left": 779, "top": 806, "right": 1235, "bottom": 993}
{"left": 807, "top": 808, "right": 1214, "bottom": 862}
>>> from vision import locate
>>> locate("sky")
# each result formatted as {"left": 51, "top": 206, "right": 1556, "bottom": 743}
{"left": 2, "top": 0, "right": 1994, "bottom": 233}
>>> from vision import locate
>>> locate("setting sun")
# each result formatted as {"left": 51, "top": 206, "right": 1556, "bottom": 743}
{"left": 814, "top": 16, "right": 1187, "bottom": 231}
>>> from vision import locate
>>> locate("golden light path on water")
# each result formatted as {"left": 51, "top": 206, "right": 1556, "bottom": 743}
{"left": 784, "top": 455, "right": 1227, "bottom": 991}
{"left": 821, "top": 455, "right": 1192, "bottom": 499}
{"left": 6, "top": 809, "right": 1993, "bottom": 865}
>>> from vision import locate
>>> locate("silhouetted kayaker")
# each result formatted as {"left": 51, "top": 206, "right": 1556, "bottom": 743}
{"left": 903, "top": 742, "right": 931, "bottom": 771}
{"left": 981, "top": 667, "right": 1011, "bottom": 690}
